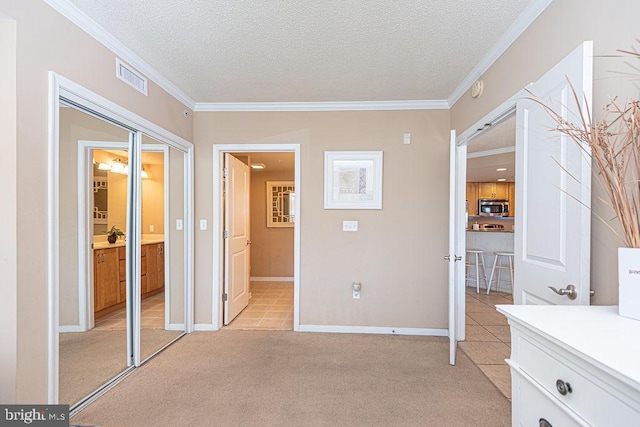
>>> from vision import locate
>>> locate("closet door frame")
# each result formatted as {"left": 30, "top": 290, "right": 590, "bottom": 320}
{"left": 47, "top": 72, "right": 194, "bottom": 404}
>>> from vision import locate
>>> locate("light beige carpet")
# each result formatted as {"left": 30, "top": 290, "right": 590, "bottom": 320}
{"left": 59, "top": 329, "right": 182, "bottom": 406}
{"left": 71, "top": 331, "right": 510, "bottom": 426}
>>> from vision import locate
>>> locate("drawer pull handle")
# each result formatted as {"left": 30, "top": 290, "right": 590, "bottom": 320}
{"left": 556, "top": 379, "right": 572, "bottom": 396}
{"left": 539, "top": 418, "right": 552, "bottom": 427}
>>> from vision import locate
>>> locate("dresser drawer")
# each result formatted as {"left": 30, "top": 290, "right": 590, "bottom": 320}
{"left": 515, "top": 371, "right": 581, "bottom": 427}
{"left": 517, "top": 334, "right": 640, "bottom": 425}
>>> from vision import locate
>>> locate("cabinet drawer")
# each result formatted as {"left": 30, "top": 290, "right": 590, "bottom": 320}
{"left": 515, "top": 372, "right": 581, "bottom": 427}
{"left": 517, "top": 335, "right": 640, "bottom": 425}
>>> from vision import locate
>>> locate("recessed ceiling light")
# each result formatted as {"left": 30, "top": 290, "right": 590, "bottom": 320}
{"left": 497, "top": 178, "right": 507, "bottom": 182}
{"left": 496, "top": 167, "right": 507, "bottom": 172}
{"left": 250, "top": 163, "right": 266, "bottom": 170}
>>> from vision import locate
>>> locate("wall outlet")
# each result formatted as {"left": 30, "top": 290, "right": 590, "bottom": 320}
{"left": 200, "top": 219, "right": 207, "bottom": 230}
{"left": 149, "top": 224, "right": 154, "bottom": 233}
{"left": 403, "top": 133, "right": 411, "bottom": 144}
{"left": 343, "top": 220, "right": 358, "bottom": 232}
{"left": 176, "top": 219, "right": 183, "bottom": 230}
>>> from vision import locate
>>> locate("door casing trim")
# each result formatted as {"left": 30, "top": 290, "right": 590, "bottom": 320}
{"left": 212, "top": 144, "right": 301, "bottom": 331}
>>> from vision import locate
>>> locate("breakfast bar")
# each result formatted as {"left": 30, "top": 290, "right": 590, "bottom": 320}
{"left": 466, "top": 225, "right": 514, "bottom": 294}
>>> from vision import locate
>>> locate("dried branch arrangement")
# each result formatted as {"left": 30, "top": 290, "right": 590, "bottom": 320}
{"left": 534, "top": 41, "right": 640, "bottom": 248}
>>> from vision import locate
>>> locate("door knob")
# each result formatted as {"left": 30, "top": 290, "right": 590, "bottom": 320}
{"left": 548, "top": 284, "right": 577, "bottom": 300}
{"left": 246, "top": 240, "right": 252, "bottom": 246}
{"left": 444, "top": 255, "right": 462, "bottom": 262}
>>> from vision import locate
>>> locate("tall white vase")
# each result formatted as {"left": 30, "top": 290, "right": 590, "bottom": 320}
{"left": 618, "top": 247, "right": 640, "bottom": 321}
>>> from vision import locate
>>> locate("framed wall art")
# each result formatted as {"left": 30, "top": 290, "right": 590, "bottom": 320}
{"left": 324, "top": 151, "right": 383, "bottom": 209}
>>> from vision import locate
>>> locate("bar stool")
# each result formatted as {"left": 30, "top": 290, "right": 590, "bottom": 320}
{"left": 465, "top": 249, "right": 488, "bottom": 293}
{"left": 487, "top": 251, "right": 514, "bottom": 295}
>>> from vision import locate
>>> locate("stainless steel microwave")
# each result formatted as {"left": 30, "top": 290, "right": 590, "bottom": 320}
{"left": 478, "top": 199, "right": 509, "bottom": 217}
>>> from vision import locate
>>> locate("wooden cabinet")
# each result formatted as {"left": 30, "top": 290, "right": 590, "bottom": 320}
{"left": 94, "top": 241, "right": 165, "bottom": 318}
{"left": 145, "top": 243, "right": 166, "bottom": 293}
{"left": 466, "top": 182, "right": 479, "bottom": 216}
{"left": 508, "top": 183, "right": 516, "bottom": 217}
{"left": 94, "top": 248, "right": 121, "bottom": 312}
{"left": 498, "top": 305, "right": 640, "bottom": 426}
{"left": 118, "top": 248, "right": 126, "bottom": 303}
{"left": 478, "top": 182, "right": 508, "bottom": 199}
{"left": 148, "top": 243, "right": 165, "bottom": 292}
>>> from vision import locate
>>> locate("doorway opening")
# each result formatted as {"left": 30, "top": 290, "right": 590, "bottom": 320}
{"left": 212, "top": 144, "right": 301, "bottom": 332}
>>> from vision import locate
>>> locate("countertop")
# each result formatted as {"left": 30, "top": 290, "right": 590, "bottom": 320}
{"left": 466, "top": 229, "right": 513, "bottom": 233}
{"left": 93, "top": 234, "right": 165, "bottom": 249}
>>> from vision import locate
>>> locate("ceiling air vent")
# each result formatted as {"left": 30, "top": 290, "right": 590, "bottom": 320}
{"left": 116, "top": 58, "right": 148, "bottom": 95}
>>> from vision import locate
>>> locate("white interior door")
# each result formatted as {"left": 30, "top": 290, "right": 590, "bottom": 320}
{"left": 448, "top": 130, "right": 467, "bottom": 365}
{"left": 224, "top": 154, "right": 251, "bottom": 324}
{"left": 515, "top": 41, "right": 593, "bottom": 305}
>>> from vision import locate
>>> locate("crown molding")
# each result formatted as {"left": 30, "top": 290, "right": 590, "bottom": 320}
{"left": 194, "top": 99, "right": 450, "bottom": 112}
{"left": 447, "top": 0, "right": 553, "bottom": 107}
{"left": 43, "top": 0, "right": 196, "bottom": 110}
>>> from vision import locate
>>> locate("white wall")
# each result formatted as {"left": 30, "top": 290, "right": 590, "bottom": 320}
{"left": 0, "top": 16, "right": 17, "bottom": 404}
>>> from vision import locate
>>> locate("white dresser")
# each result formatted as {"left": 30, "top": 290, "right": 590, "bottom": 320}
{"left": 496, "top": 305, "right": 640, "bottom": 426}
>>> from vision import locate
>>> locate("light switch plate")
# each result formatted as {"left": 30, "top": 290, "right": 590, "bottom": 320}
{"left": 200, "top": 219, "right": 207, "bottom": 230}
{"left": 403, "top": 133, "right": 411, "bottom": 144}
{"left": 343, "top": 220, "right": 358, "bottom": 232}
{"left": 176, "top": 219, "right": 183, "bottom": 230}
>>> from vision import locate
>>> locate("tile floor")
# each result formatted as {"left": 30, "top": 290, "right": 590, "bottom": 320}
{"left": 94, "top": 291, "right": 165, "bottom": 330}
{"left": 226, "top": 281, "right": 294, "bottom": 330}
{"left": 460, "top": 286, "right": 513, "bottom": 399}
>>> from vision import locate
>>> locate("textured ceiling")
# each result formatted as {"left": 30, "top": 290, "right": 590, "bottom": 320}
{"left": 68, "top": 0, "right": 533, "bottom": 103}
{"left": 467, "top": 152, "right": 515, "bottom": 182}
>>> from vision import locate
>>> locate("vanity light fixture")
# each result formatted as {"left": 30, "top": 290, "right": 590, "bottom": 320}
{"left": 497, "top": 178, "right": 507, "bottom": 182}
{"left": 93, "top": 157, "right": 149, "bottom": 178}
{"left": 496, "top": 167, "right": 507, "bottom": 172}
{"left": 250, "top": 163, "right": 266, "bottom": 170}
{"left": 110, "top": 159, "right": 126, "bottom": 174}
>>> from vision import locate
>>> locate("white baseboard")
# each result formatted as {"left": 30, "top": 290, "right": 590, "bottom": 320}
{"left": 194, "top": 323, "right": 216, "bottom": 331}
{"left": 166, "top": 323, "right": 185, "bottom": 331}
{"left": 250, "top": 276, "right": 294, "bottom": 282}
{"left": 298, "top": 325, "right": 448, "bottom": 337}
{"left": 59, "top": 325, "right": 84, "bottom": 333}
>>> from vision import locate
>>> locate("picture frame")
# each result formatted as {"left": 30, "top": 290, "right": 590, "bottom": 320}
{"left": 324, "top": 151, "right": 383, "bottom": 209}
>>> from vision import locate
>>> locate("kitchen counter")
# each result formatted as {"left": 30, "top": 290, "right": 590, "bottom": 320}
{"left": 466, "top": 230, "right": 514, "bottom": 294}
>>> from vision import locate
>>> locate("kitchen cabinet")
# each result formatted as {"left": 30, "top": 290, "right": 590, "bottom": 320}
{"left": 94, "top": 241, "right": 164, "bottom": 318}
{"left": 508, "top": 183, "right": 516, "bottom": 217}
{"left": 478, "top": 182, "right": 508, "bottom": 199}
{"left": 498, "top": 305, "right": 640, "bottom": 426}
{"left": 466, "top": 182, "right": 479, "bottom": 216}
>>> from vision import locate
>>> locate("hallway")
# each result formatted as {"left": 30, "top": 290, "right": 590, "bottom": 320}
{"left": 460, "top": 287, "right": 513, "bottom": 399}
{"left": 226, "top": 281, "right": 294, "bottom": 330}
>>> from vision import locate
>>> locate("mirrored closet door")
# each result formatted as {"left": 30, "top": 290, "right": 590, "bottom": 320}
{"left": 138, "top": 135, "right": 186, "bottom": 361}
{"left": 57, "top": 102, "right": 190, "bottom": 410}
{"left": 58, "top": 102, "right": 134, "bottom": 406}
